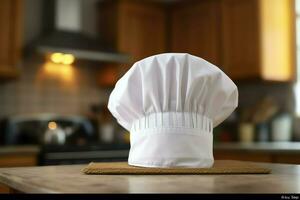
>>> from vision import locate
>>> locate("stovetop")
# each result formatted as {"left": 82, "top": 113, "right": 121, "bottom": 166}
{"left": 38, "top": 143, "right": 130, "bottom": 165}
{"left": 40, "top": 143, "right": 130, "bottom": 152}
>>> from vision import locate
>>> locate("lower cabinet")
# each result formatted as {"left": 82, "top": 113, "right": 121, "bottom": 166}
{"left": 0, "top": 153, "right": 37, "bottom": 193}
{"left": 214, "top": 150, "right": 300, "bottom": 164}
{"left": 0, "top": 154, "right": 37, "bottom": 168}
{"left": 0, "top": 185, "right": 9, "bottom": 194}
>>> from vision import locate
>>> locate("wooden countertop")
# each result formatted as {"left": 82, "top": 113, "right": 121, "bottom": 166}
{"left": 0, "top": 161, "right": 300, "bottom": 193}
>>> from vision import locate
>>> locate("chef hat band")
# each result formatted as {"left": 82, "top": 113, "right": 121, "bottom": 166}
{"left": 128, "top": 112, "right": 213, "bottom": 168}
{"left": 131, "top": 112, "right": 213, "bottom": 133}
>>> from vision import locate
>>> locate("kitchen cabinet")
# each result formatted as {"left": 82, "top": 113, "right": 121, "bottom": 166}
{"left": 214, "top": 150, "right": 300, "bottom": 164}
{"left": 220, "top": 0, "right": 260, "bottom": 79}
{"left": 0, "top": 185, "right": 9, "bottom": 194}
{"left": 221, "top": 0, "right": 295, "bottom": 81}
{"left": 214, "top": 150, "right": 273, "bottom": 162}
{"left": 0, "top": 152, "right": 37, "bottom": 193}
{"left": 0, "top": 0, "right": 22, "bottom": 80}
{"left": 0, "top": 146, "right": 39, "bottom": 193}
{"left": 0, "top": 146, "right": 38, "bottom": 167}
{"left": 214, "top": 142, "right": 300, "bottom": 164}
{"left": 171, "top": 0, "right": 296, "bottom": 81}
{"left": 98, "top": 0, "right": 167, "bottom": 71}
{"left": 0, "top": 154, "right": 37, "bottom": 168}
{"left": 98, "top": 0, "right": 295, "bottom": 82}
{"left": 171, "top": 0, "right": 222, "bottom": 67}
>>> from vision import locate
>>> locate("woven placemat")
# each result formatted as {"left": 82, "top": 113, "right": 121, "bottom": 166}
{"left": 81, "top": 160, "right": 271, "bottom": 175}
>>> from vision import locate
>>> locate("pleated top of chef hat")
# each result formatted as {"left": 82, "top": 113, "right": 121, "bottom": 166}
{"left": 108, "top": 53, "right": 238, "bottom": 168}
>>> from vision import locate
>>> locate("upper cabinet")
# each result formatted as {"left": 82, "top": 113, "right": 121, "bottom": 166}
{"left": 221, "top": 0, "right": 295, "bottom": 81}
{"left": 97, "top": 0, "right": 167, "bottom": 85}
{"left": 98, "top": 0, "right": 167, "bottom": 67}
{"left": 171, "top": 0, "right": 296, "bottom": 82}
{"left": 0, "top": 0, "right": 295, "bottom": 82}
{"left": 0, "top": 0, "right": 22, "bottom": 80}
{"left": 171, "top": 0, "right": 222, "bottom": 67}
{"left": 221, "top": 0, "right": 261, "bottom": 79}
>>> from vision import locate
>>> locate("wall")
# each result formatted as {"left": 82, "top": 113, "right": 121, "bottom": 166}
{"left": 237, "top": 82, "right": 294, "bottom": 113}
{"left": 0, "top": 58, "right": 108, "bottom": 118}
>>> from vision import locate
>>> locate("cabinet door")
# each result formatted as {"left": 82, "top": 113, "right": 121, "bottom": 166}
{"left": 0, "top": 0, "right": 22, "bottom": 78}
{"left": 171, "top": 0, "right": 222, "bottom": 67}
{"left": 221, "top": 0, "right": 260, "bottom": 79}
{"left": 118, "top": 1, "right": 166, "bottom": 64}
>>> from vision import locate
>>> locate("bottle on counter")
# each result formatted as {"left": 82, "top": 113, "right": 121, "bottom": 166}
{"left": 98, "top": 104, "right": 115, "bottom": 144}
{"left": 271, "top": 113, "right": 293, "bottom": 142}
{"left": 238, "top": 122, "right": 255, "bottom": 143}
{"left": 90, "top": 103, "right": 130, "bottom": 145}
{"left": 256, "top": 123, "right": 269, "bottom": 142}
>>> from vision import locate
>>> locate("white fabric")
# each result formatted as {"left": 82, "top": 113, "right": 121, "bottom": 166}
{"left": 108, "top": 53, "right": 238, "bottom": 168}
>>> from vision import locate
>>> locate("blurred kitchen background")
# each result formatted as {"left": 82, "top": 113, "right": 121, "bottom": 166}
{"left": 1, "top": 0, "right": 300, "bottom": 174}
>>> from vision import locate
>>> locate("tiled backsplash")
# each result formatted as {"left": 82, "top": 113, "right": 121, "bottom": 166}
{"left": 0, "top": 58, "right": 296, "bottom": 126}
{"left": 237, "top": 82, "right": 294, "bottom": 113}
{"left": 0, "top": 58, "right": 109, "bottom": 118}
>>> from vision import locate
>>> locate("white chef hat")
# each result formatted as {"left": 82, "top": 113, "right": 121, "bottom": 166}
{"left": 108, "top": 53, "right": 238, "bottom": 168}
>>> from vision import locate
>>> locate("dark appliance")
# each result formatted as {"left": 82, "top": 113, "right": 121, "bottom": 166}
{"left": 39, "top": 143, "right": 129, "bottom": 165}
{"left": 30, "top": 0, "right": 129, "bottom": 63}
{"left": 3, "top": 114, "right": 95, "bottom": 145}
{"left": 0, "top": 113, "right": 129, "bottom": 165}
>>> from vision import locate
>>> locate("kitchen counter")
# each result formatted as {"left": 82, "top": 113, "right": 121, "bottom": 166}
{"left": 0, "top": 161, "right": 300, "bottom": 193}
{"left": 1, "top": 142, "right": 300, "bottom": 155}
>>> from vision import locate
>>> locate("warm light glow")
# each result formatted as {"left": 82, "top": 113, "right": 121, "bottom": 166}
{"left": 50, "top": 53, "right": 64, "bottom": 64}
{"left": 62, "top": 54, "right": 75, "bottom": 65}
{"left": 43, "top": 62, "right": 75, "bottom": 82}
{"left": 48, "top": 121, "right": 57, "bottom": 130}
{"left": 50, "top": 53, "right": 75, "bottom": 65}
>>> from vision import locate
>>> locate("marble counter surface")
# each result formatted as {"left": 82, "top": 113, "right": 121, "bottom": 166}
{"left": 0, "top": 161, "right": 300, "bottom": 193}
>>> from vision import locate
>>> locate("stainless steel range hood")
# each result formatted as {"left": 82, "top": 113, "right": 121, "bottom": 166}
{"left": 34, "top": 0, "right": 130, "bottom": 63}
